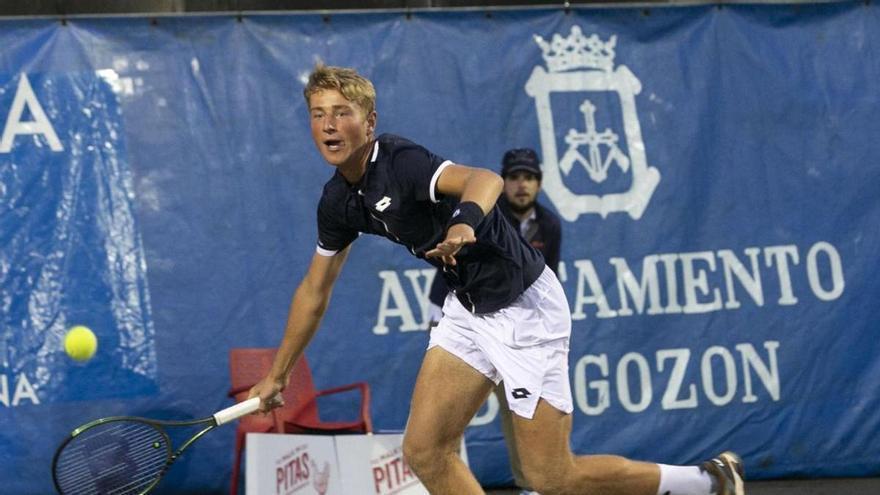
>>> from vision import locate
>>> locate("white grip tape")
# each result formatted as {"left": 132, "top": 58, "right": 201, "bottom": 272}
{"left": 214, "top": 397, "right": 260, "bottom": 426}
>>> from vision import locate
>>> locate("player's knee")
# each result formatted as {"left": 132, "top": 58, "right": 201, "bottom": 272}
{"left": 401, "top": 433, "right": 433, "bottom": 476}
{"left": 521, "top": 464, "right": 569, "bottom": 495}
{"left": 402, "top": 433, "right": 459, "bottom": 479}
{"left": 523, "top": 462, "right": 578, "bottom": 495}
{"left": 525, "top": 473, "right": 569, "bottom": 495}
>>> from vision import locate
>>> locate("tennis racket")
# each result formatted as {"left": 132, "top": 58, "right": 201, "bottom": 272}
{"left": 52, "top": 397, "right": 261, "bottom": 495}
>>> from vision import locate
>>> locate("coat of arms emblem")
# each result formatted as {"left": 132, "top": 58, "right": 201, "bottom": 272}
{"left": 526, "top": 26, "right": 660, "bottom": 221}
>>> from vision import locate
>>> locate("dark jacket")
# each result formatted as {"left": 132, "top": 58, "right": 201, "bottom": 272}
{"left": 497, "top": 196, "right": 561, "bottom": 275}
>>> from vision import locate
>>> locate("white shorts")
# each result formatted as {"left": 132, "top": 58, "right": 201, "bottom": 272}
{"left": 428, "top": 266, "right": 573, "bottom": 419}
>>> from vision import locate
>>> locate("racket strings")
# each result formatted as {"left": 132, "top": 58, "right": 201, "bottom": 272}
{"left": 54, "top": 421, "right": 170, "bottom": 495}
{"left": 59, "top": 429, "right": 162, "bottom": 482}
{"left": 56, "top": 424, "right": 164, "bottom": 483}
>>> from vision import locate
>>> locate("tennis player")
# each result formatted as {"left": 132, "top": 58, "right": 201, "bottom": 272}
{"left": 248, "top": 64, "right": 745, "bottom": 495}
{"left": 427, "top": 147, "right": 562, "bottom": 495}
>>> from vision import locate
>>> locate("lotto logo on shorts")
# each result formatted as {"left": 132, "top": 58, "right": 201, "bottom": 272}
{"left": 511, "top": 388, "right": 531, "bottom": 399}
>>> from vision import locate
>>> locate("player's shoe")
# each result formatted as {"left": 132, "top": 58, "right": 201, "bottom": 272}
{"left": 701, "top": 451, "right": 745, "bottom": 495}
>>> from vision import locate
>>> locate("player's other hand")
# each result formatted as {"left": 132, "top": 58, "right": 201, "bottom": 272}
{"left": 426, "top": 224, "right": 476, "bottom": 266}
{"left": 248, "top": 376, "right": 286, "bottom": 413}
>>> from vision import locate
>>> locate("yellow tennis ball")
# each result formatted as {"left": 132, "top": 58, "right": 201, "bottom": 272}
{"left": 64, "top": 325, "right": 98, "bottom": 362}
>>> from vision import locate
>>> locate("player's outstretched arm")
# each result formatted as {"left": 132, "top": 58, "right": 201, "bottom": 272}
{"left": 436, "top": 163, "right": 503, "bottom": 214}
{"left": 426, "top": 164, "right": 503, "bottom": 265}
{"left": 249, "top": 245, "right": 351, "bottom": 412}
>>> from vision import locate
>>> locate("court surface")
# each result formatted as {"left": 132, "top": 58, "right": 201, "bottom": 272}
{"left": 486, "top": 477, "right": 880, "bottom": 494}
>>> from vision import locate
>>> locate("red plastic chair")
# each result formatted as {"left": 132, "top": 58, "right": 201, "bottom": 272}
{"left": 227, "top": 348, "right": 373, "bottom": 495}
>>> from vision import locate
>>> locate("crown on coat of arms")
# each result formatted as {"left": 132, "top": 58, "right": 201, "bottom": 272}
{"left": 534, "top": 26, "right": 617, "bottom": 73}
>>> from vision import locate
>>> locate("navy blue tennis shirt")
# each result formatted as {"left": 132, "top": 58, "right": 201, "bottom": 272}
{"left": 316, "top": 133, "right": 545, "bottom": 314}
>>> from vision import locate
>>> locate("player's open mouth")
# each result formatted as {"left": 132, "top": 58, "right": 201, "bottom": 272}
{"left": 324, "top": 139, "right": 343, "bottom": 151}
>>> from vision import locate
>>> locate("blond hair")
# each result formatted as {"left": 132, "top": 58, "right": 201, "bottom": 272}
{"left": 303, "top": 64, "right": 376, "bottom": 115}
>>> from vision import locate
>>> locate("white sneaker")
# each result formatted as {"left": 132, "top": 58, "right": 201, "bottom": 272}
{"left": 701, "top": 451, "right": 745, "bottom": 495}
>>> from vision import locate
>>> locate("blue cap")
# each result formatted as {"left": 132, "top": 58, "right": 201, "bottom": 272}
{"left": 501, "top": 148, "right": 541, "bottom": 179}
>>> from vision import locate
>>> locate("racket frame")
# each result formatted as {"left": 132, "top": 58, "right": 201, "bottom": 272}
{"left": 52, "top": 397, "right": 260, "bottom": 495}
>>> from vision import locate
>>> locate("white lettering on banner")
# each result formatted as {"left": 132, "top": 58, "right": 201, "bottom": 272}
{"left": 572, "top": 354, "right": 610, "bottom": 416}
{"left": 763, "top": 245, "right": 799, "bottom": 305}
{"left": 573, "top": 341, "right": 780, "bottom": 416}
{"left": 610, "top": 255, "right": 663, "bottom": 316}
{"left": 806, "top": 241, "right": 845, "bottom": 301}
{"left": 680, "top": 251, "right": 724, "bottom": 314}
{"left": 717, "top": 248, "right": 763, "bottom": 309}
{"left": 657, "top": 348, "right": 698, "bottom": 410}
{"left": 372, "top": 268, "right": 436, "bottom": 335}
{"left": 616, "top": 352, "right": 652, "bottom": 412}
{"left": 0, "top": 73, "right": 63, "bottom": 153}
{"left": 571, "top": 242, "right": 844, "bottom": 320}
{"left": 0, "top": 372, "right": 40, "bottom": 407}
{"left": 373, "top": 241, "right": 843, "bottom": 333}
{"left": 571, "top": 259, "right": 619, "bottom": 319}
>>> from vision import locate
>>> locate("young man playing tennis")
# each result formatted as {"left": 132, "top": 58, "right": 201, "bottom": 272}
{"left": 426, "top": 147, "right": 562, "bottom": 495}
{"left": 249, "top": 64, "right": 745, "bottom": 495}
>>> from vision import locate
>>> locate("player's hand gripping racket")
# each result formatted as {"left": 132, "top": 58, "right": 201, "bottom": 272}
{"left": 52, "top": 397, "right": 261, "bottom": 495}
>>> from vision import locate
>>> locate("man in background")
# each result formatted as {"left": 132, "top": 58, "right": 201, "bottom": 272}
{"left": 428, "top": 147, "right": 562, "bottom": 495}
{"left": 497, "top": 148, "right": 561, "bottom": 276}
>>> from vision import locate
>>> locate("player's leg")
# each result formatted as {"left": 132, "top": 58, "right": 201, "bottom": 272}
{"left": 489, "top": 268, "right": 744, "bottom": 495}
{"left": 510, "top": 400, "right": 744, "bottom": 495}
{"left": 403, "top": 345, "right": 494, "bottom": 495}
{"left": 511, "top": 398, "right": 660, "bottom": 494}
{"left": 495, "top": 383, "right": 535, "bottom": 493}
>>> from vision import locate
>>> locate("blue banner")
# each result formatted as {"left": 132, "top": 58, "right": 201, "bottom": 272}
{"left": 1, "top": 3, "right": 879, "bottom": 493}
{"left": 0, "top": 71, "right": 157, "bottom": 401}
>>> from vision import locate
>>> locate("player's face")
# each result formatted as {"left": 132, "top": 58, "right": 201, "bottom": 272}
{"left": 308, "top": 89, "right": 376, "bottom": 169}
{"left": 503, "top": 171, "right": 540, "bottom": 213}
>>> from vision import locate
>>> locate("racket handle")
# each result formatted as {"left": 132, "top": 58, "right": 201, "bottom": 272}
{"left": 214, "top": 397, "right": 261, "bottom": 425}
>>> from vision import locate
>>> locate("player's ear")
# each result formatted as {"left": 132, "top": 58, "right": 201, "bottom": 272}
{"left": 366, "top": 111, "right": 377, "bottom": 134}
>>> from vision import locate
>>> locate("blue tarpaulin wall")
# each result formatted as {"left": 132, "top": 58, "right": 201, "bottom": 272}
{"left": 1, "top": 2, "right": 879, "bottom": 493}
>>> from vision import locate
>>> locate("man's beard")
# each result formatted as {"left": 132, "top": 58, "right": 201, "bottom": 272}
{"left": 508, "top": 198, "right": 536, "bottom": 216}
